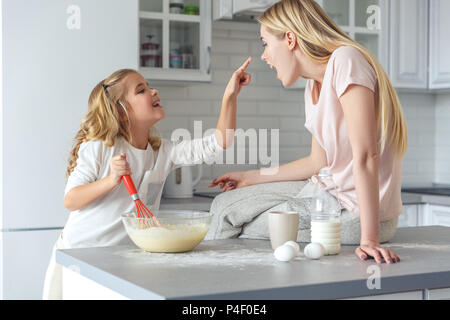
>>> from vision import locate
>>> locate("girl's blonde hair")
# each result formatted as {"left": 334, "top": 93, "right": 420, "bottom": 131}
{"left": 66, "top": 69, "right": 161, "bottom": 178}
{"left": 258, "top": 0, "right": 408, "bottom": 157}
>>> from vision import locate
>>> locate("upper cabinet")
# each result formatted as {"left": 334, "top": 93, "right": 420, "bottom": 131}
{"left": 389, "top": 0, "right": 428, "bottom": 90}
{"left": 139, "top": 0, "right": 212, "bottom": 82}
{"left": 429, "top": 0, "right": 450, "bottom": 90}
{"left": 319, "top": 0, "right": 389, "bottom": 70}
{"left": 389, "top": 0, "right": 450, "bottom": 91}
{"left": 291, "top": 0, "right": 389, "bottom": 89}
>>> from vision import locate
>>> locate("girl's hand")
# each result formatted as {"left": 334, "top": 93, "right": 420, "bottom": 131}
{"left": 355, "top": 239, "right": 400, "bottom": 264}
{"left": 224, "top": 56, "right": 252, "bottom": 98}
{"left": 209, "top": 170, "right": 252, "bottom": 192}
{"left": 108, "top": 153, "right": 131, "bottom": 187}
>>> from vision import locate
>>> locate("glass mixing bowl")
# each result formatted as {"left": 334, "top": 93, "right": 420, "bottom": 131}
{"left": 121, "top": 210, "right": 212, "bottom": 253}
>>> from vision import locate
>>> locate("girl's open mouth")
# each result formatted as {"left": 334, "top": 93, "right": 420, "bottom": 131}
{"left": 152, "top": 100, "right": 162, "bottom": 108}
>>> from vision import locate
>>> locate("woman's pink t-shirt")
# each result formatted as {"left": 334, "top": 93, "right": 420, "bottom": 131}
{"left": 304, "top": 46, "right": 403, "bottom": 221}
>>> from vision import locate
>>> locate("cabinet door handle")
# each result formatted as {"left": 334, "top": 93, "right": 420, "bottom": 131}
{"left": 207, "top": 46, "right": 212, "bottom": 74}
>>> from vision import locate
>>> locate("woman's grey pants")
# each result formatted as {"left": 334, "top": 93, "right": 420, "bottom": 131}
{"left": 206, "top": 180, "right": 398, "bottom": 245}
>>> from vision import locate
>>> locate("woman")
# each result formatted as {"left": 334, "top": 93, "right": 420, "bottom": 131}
{"left": 210, "top": 0, "right": 407, "bottom": 264}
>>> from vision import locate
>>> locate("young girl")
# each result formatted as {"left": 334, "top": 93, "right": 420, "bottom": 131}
{"left": 210, "top": 0, "right": 407, "bottom": 264}
{"left": 42, "top": 57, "right": 252, "bottom": 299}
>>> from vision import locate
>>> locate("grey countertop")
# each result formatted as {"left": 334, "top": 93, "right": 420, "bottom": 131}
{"left": 56, "top": 226, "right": 450, "bottom": 300}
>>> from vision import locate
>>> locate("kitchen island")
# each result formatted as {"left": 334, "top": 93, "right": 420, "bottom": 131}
{"left": 55, "top": 226, "right": 450, "bottom": 300}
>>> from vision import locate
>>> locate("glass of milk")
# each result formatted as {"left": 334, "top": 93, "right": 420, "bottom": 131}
{"left": 310, "top": 169, "right": 342, "bottom": 255}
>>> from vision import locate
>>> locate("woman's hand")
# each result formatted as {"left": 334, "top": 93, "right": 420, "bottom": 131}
{"left": 209, "top": 170, "right": 253, "bottom": 192}
{"left": 108, "top": 153, "right": 131, "bottom": 187}
{"left": 355, "top": 239, "right": 400, "bottom": 264}
{"left": 223, "top": 56, "right": 252, "bottom": 98}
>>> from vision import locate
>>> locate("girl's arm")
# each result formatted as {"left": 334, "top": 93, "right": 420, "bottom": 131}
{"left": 64, "top": 176, "right": 117, "bottom": 211}
{"left": 215, "top": 57, "right": 252, "bottom": 149}
{"left": 64, "top": 153, "right": 130, "bottom": 211}
{"left": 168, "top": 57, "right": 252, "bottom": 168}
{"left": 339, "top": 84, "right": 400, "bottom": 264}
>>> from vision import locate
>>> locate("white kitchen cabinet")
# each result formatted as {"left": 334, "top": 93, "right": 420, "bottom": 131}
{"left": 398, "top": 204, "right": 419, "bottom": 228}
{"left": 422, "top": 205, "right": 450, "bottom": 227}
{"left": 400, "top": 202, "right": 450, "bottom": 227}
{"left": 290, "top": 0, "right": 389, "bottom": 89}
{"left": 425, "top": 287, "right": 450, "bottom": 300}
{"left": 138, "top": 0, "right": 212, "bottom": 82}
{"left": 389, "top": 0, "right": 450, "bottom": 91}
{"left": 348, "top": 288, "right": 450, "bottom": 300}
{"left": 429, "top": 0, "right": 450, "bottom": 90}
{"left": 319, "top": 0, "right": 389, "bottom": 70}
{"left": 345, "top": 290, "right": 423, "bottom": 300}
{"left": 403, "top": 203, "right": 450, "bottom": 227}
{"left": 389, "top": 0, "right": 429, "bottom": 90}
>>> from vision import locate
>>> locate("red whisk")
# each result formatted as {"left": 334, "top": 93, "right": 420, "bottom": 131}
{"left": 122, "top": 175, "right": 160, "bottom": 227}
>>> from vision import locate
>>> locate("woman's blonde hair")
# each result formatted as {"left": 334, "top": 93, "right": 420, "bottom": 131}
{"left": 66, "top": 69, "right": 161, "bottom": 178}
{"left": 258, "top": 0, "right": 408, "bottom": 157}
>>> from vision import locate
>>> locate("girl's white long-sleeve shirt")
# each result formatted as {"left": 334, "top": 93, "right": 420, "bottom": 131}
{"left": 62, "top": 134, "right": 223, "bottom": 249}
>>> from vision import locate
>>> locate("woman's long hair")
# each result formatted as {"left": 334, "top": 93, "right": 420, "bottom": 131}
{"left": 258, "top": 0, "right": 408, "bottom": 157}
{"left": 66, "top": 69, "right": 161, "bottom": 178}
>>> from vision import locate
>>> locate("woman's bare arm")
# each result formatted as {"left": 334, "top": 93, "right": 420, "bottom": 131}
{"left": 340, "top": 84, "right": 400, "bottom": 264}
{"left": 210, "top": 136, "right": 327, "bottom": 190}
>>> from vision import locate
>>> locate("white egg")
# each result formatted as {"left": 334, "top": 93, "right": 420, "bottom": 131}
{"left": 283, "top": 241, "right": 300, "bottom": 255}
{"left": 304, "top": 242, "right": 325, "bottom": 260}
{"left": 274, "top": 245, "right": 296, "bottom": 262}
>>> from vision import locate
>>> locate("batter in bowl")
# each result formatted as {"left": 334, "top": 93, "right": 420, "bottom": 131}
{"left": 126, "top": 223, "right": 210, "bottom": 253}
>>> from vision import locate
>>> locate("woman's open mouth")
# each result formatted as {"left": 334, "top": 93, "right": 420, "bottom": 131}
{"left": 267, "top": 63, "right": 280, "bottom": 79}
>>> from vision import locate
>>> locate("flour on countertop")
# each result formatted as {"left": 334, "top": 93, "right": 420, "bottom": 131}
{"left": 112, "top": 241, "right": 449, "bottom": 268}
{"left": 112, "top": 243, "right": 362, "bottom": 268}
{"left": 113, "top": 245, "right": 279, "bottom": 267}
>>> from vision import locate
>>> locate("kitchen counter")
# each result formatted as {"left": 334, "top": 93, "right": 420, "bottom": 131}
{"left": 56, "top": 226, "right": 450, "bottom": 300}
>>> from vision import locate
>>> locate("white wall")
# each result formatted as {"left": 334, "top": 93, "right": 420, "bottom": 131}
{"left": 399, "top": 93, "right": 436, "bottom": 185}
{"left": 155, "top": 21, "right": 440, "bottom": 189}
{"left": 435, "top": 94, "right": 450, "bottom": 183}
